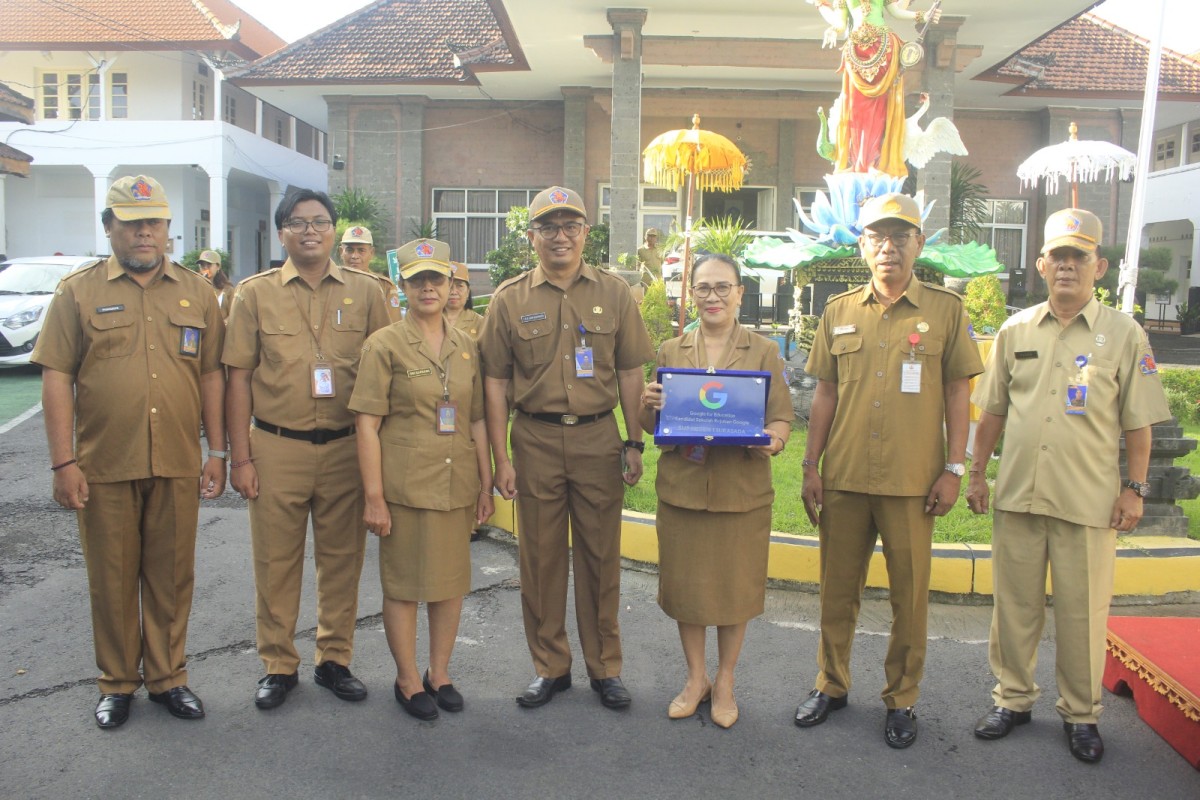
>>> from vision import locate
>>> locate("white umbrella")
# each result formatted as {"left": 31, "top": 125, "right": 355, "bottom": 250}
{"left": 1017, "top": 121, "right": 1138, "bottom": 206}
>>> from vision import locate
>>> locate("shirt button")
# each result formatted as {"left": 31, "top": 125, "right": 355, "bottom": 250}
{"left": 278, "top": 325, "right": 285, "bottom": 330}
{"left": 879, "top": 341, "right": 886, "bottom": 348}
{"left": 1051, "top": 389, "right": 1057, "bottom": 395}
{"left": 1056, "top": 362, "right": 1062, "bottom": 368}
{"left": 313, "top": 324, "right": 319, "bottom": 330}
{"left": 870, "top": 432, "right": 880, "bottom": 439}
{"left": 564, "top": 355, "right": 570, "bottom": 360}
{"left": 445, "top": 458, "right": 452, "bottom": 464}
{"left": 876, "top": 371, "right": 884, "bottom": 378}
{"left": 563, "top": 324, "right": 570, "bottom": 330}
{"left": 151, "top": 373, "right": 158, "bottom": 379}
{"left": 1041, "top": 445, "right": 1048, "bottom": 451}
{"left": 1045, "top": 416, "right": 1052, "bottom": 422}
{"left": 567, "top": 384, "right": 573, "bottom": 390}
{"left": 873, "top": 401, "right": 881, "bottom": 408}
{"left": 882, "top": 313, "right": 889, "bottom": 320}
{"left": 149, "top": 344, "right": 156, "bottom": 350}
{"left": 146, "top": 316, "right": 152, "bottom": 321}
{"left": 151, "top": 408, "right": 157, "bottom": 414}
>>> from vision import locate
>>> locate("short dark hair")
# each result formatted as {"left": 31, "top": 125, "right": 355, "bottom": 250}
{"left": 274, "top": 189, "right": 337, "bottom": 231}
{"left": 212, "top": 269, "right": 229, "bottom": 289}
{"left": 691, "top": 252, "right": 741, "bottom": 285}
{"left": 100, "top": 208, "right": 115, "bottom": 227}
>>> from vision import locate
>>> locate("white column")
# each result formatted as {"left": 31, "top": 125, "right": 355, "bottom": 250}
{"left": 91, "top": 168, "right": 112, "bottom": 255}
{"left": 1190, "top": 216, "right": 1200, "bottom": 290}
{"left": 255, "top": 98, "right": 264, "bottom": 137}
{"left": 208, "top": 169, "right": 228, "bottom": 252}
{"left": 0, "top": 175, "right": 8, "bottom": 257}
{"left": 268, "top": 179, "right": 286, "bottom": 263}
{"left": 288, "top": 117, "right": 296, "bottom": 151}
{"left": 211, "top": 65, "right": 224, "bottom": 125}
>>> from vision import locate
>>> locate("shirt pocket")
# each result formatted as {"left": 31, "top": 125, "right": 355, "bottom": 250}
{"left": 168, "top": 308, "right": 207, "bottom": 360}
{"left": 831, "top": 335, "right": 863, "bottom": 384}
{"left": 259, "top": 306, "right": 305, "bottom": 363}
{"left": 87, "top": 311, "right": 137, "bottom": 359}
{"left": 329, "top": 306, "right": 367, "bottom": 358}
{"left": 516, "top": 320, "right": 556, "bottom": 367}
{"left": 580, "top": 309, "right": 617, "bottom": 366}
{"left": 914, "top": 337, "right": 944, "bottom": 389}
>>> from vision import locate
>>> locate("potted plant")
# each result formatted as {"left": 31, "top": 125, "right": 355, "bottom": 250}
{"left": 1177, "top": 303, "right": 1200, "bottom": 335}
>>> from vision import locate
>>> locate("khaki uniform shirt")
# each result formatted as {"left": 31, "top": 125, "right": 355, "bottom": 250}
{"left": 805, "top": 278, "right": 984, "bottom": 496}
{"left": 478, "top": 263, "right": 654, "bottom": 415}
{"left": 654, "top": 327, "right": 795, "bottom": 512}
{"left": 451, "top": 308, "right": 485, "bottom": 339}
{"left": 32, "top": 257, "right": 224, "bottom": 483}
{"left": 349, "top": 320, "right": 485, "bottom": 511}
{"left": 638, "top": 246, "right": 663, "bottom": 278}
{"left": 346, "top": 267, "right": 403, "bottom": 324}
{"left": 972, "top": 299, "right": 1170, "bottom": 528}
{"left": 221, "top": 259, "right": 390, "bottom": 430}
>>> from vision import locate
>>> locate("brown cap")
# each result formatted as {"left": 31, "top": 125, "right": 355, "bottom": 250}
{"left": 645, "top": 227, "right": 660, "bottom": 237}
{"left": 341, "top": 225, "right": 374, "bottom": 245}
{"left": 105, "top": 175, "right": 172, "bottom": 221}
{"left": 1041, "top": 209, "right": 1101, "bottom": 254}
{"left": 858, "top": 192, "right": 922, "bottom": 230}
{"left": 529, "top": 186, "right": 587, "bottom": 223}
{"left": 198, "top": 249, "right": 221, "bottom": 265}
{"left": 450, "top": 261, "right": 470, "bottom": 282}
{"left": 395, "top": 238, "right": 452, "bottom": 279}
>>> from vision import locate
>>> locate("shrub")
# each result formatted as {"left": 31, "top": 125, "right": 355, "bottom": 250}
{"left": 1160, "top": 368, "right": 1200, "bottom": 424}
{"left": 485, "top": 207, "right": 535, "bottom": 286}
{"left": 639, "top": 279, "right": 673, "bottom": 381}
{"left": 963, "top": 275, "right": 1007, "bottom": 335}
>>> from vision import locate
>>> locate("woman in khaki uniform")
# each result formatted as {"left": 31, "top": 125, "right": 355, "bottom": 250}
{"left": 445, "top": 261, "right": 485, "bottom": 338}
{"left": 349, "top": 239, "right": 494, "bottom": 722}
{"left": 639, "top": 254, "right": 793, "bottom": 729}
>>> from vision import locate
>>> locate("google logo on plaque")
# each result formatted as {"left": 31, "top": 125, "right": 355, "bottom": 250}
{"left": 699, "top": 381, "right": 728, "bottom": 410}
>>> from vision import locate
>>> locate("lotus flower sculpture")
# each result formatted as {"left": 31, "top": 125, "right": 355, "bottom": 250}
{"left": 795, "top": 173, "right": 942, "bottom": 246}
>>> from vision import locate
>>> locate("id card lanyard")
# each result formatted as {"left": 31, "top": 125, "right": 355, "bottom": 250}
{"left": 900, "top": 332, "right": 922, "bottom": 393}
{"left": 1066, "top": 353, "right": 1090, "bottom": 415}
{"left": 432, "top": 341, "right": 457, "bottom": 435}
{"left": 289, "top": 279, "right": 335, "bottom": 398}
{"left": 575, "top": 324, "right": 594, "bottom": 378}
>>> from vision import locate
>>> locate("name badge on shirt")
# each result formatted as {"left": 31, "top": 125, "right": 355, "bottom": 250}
{"left": 179, "top": 327, "right": 201, "bottom": 357}
{"left": 832, "top": 324, "right": 857, "bottom": 336}
{"left": 407, "top": 368, "right": 432, "bottom": 378}
{"left": 1015, "top": 351, "right": 1038, "bottom": 360}
{"left": 312, "top": 362, "right": 336, "bottom": 398}
{"left": 520, "top": 312, "right": 548, "bottom": 323}
{"left": 96, "top": 304, "right": 125, "bottom": 314}
{"left": 436, "top": 400, "right": 457, "bottom": 435}
{"left": 575, "top": 346, "right": 594, "bottom": 378}
{"left": 900, "top": 361, "right": 922, "bottom": 393}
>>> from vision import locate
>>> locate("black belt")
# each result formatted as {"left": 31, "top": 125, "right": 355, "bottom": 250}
{"left": 253, "top": 418, "right": 355, "bottom": 445}
{"left": 520, "top": 409, "right": 612, "bottom": 426}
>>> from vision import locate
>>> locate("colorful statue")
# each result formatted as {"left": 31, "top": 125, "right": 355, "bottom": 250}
{"left": 810, "top": 0, "right": 943, "bottom": 178}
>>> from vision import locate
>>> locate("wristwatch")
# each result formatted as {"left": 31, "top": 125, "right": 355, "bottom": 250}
{"left": 207, "top": 449, "right": 228, "bottom": 460}
{"left": 944, "top": 462, "right": 966, "bottom": 477}
{"left": 1123, "top": 479, "right": 1151, "bottom": 497}
{"left": 623, "top": 440, "right": 645, "bottom": 453}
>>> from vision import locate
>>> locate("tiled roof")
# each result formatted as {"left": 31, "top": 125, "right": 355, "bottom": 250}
{"left": 978, "top": 13, "right": 1200, "bottom": 98}
{"left": 0, "top": 142, "right": 34, "bottom": 178}
{"left": 0, "top": 0, "right": 285, "bottom": 61}
{"left": 0, "top": 82, "right": 36, "bottom": 124}
{"left": 232, "top": 0, "right": 527, "bottom": 86}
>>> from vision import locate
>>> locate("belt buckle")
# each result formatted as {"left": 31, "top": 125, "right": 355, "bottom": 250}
{"left": 561, "top": 414, "right": 579, "bottom": 426}
{"left": 311, "top": 429, "right": 331, "bottom": 445}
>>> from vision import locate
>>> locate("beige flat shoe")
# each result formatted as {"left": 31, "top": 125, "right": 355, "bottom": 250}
{"left": 668, "top": 682, "right": 712, "bottom": 719}
{"left": 711, "top": 686, "right": 739, "bottom": 729}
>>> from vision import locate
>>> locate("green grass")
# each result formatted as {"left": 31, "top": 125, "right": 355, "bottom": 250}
{"left": 622, "top": 418, "right": 1199, "bottom": 544}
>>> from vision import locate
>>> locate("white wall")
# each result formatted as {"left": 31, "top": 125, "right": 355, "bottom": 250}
{"left": 5, "top": 167, "right": 97, "bottom": 257}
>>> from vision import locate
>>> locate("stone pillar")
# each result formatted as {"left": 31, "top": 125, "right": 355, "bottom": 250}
{"left": 208, "top": 169, "right": 228, "bottom": 253}
{"left": 562, "top": 87, "right": 590, "bottom": 198}
{"left": 397, "top": 100, "right": 426, "bottom": 246}
{"left": 916, "top": 15, "right": 963, "bottom": 238}
{"left": 90, "top": 167, "right": 113, "bottom": 255}
{"left": 1124, "top": 420, "right": 1200, "bottom": 537}
{"left": 776, "top": 120, "right": 797, "bottom": 231}
{"left": 267, "top": 180, "right": 286, "bottom": 265}
{"left": 607, "top": 8, "right": 647, "bottom": 267}
{"left": 325, "top": 96, "right": 350, "bottom": 196}
{"left": 0, "top": 175, "right": 7, "bottom": 257}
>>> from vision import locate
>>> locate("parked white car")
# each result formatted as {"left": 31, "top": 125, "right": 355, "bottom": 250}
{"left": 0, "top": 256, "right": 100, "bottom": 367}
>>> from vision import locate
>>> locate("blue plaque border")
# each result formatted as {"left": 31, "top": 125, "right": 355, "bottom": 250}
{"left": 653, "top": 367, "right": 771, "bottom": 447}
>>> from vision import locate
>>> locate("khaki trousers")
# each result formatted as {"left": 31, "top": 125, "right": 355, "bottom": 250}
{"left": 78, "top": 478, "right": 199, "bottom": 695}
{"left": 511, "top": 412, "right": 625, "bottom": 679}
{"left": 248, "top": 428, "right": 366, "bottom": 674}
{"left": 815, "top": 491, "right": 932, "bottom": 708}
{"left": 989, "top": 510, "right": 1116, "bottom": 723}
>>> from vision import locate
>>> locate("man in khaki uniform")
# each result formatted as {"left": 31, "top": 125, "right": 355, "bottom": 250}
{"left": 797, "top": 193, "right": 983, "bottom": 748}
{"left": 966, "top": 209, "right": 1170, "bottom": 764}
{"left": 197, "top": 249, "right": 234, "bottom": 319}
{"left": 223, "top": 189, "right": 390, "bottom": 710}
{"left": 340, "top": 224, "right": 403, "bottom": 323}
{"left": 33, "top": 175, "right": 226, "bottom": 728}
{"left": 478, "top": 186, "right": 654, "bottom": 711}
{"left": 637, "top": 227, "right": 663, "bottom": 280}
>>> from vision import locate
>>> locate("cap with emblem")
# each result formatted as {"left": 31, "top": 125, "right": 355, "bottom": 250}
{"left": 341, "top": 225, "right": 374, "bottom": 246}
{"left": 395, "top": 238, "right": 452, "bottom": 279}
{"left": 106, "top": 175, "right": 172, "bottom": 221}
{"left": 198, "top": 249, "right": 221, "bottom": 265}
{"left": 1041, "top": 208, "right": 1101, "bottom": 255}
{"left": 450, "top": 261, "right": 470, "bottom": 282}
{"left": 859, "top": 192, "right": 922, "bottom": 231}
{"left": 645, "top": 228, "right": 660, "bottom": 238}
{"left": 529, "top": 186, "right": 588, "bottom": 223}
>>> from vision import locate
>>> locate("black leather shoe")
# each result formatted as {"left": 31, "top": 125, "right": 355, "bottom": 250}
{"left": 423, "top": 670, "right": 464, "bottom": 712}
{"left": 314, "top": 661, "right": 367, "bottom": 701}
{"left": 794, "top": 689, "right": 848, "bottom": 728}
{"left": 255, "top": 672, "right": 299, "bottom": 710}
{"left": 394, "top": 682, "right": 438, "bottom": 721}
{"left": 974, "top": 705, "right": 1032, "bottom": 740}
{"left": 885, "top": 707, "right": 918, "bottom": 749}
{"left": 516, "top": 674, "right": 572, "bottom": 708}
{"left": 148, "top": 685, "right": 205, "bottom": 720}
{"left": 94, "top": 693, "right": 132, "bottom": 729}
{"left": 590, "top": 677, "right": 632, "bottom": 710}
{"left": 1064, "top": 722, "right": 1104, "bottom": 763}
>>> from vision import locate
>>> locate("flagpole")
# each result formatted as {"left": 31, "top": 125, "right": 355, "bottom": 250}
{"left": 1119, "top": 0, "right": 1168, "bottom": 315}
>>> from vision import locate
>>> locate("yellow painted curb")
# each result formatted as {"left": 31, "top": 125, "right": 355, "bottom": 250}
{"left": 486, "top": 499, "right": 1200, "bottom": 598}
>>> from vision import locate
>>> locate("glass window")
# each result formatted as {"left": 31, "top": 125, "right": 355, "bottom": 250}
{"left": 41, "top": 71, "right": 99, "bottom": 120}
{"left": 222, "top": 94, "right": 236, "bottom": 125}
{"left": 432, "top": 188, "right": 538, "bottom": 264}
{"left": 192, "top": 81, "right": 207, "bottom": 120}
{"left": 972, "top": 199, "right": 1028, "bottom": 276}
{"left": 41, "top": 73, "right": 59, "bottom": 120}
{"left": 110, "top": 72, "right": 128, "bottom": 119}
{"left": 597, "top": 184, "right": 681, "bottom": 238}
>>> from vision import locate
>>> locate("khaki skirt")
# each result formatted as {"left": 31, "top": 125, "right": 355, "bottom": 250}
{"left": 656, "top": 501, "right": 771, "bottom": 626}
{"left": 379, "top": 503, "right": 474, "bottom": 602}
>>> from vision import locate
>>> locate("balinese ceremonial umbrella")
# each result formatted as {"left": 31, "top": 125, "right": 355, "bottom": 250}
{"left": 643, "top": 114, "right": 747, "bottom": 328}
{"left": 1017, "top": 121, "right": 1137, "bottom": 207}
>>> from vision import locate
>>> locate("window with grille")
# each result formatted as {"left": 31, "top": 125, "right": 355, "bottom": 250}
{"left": 432, "top": 188, "right": 541, "bottom": 264}
{"left": 973, "top": 199, "right": 1028, "bottom": 277}
{"left": 40, "top": 71, "right": 100, "bottom": 120}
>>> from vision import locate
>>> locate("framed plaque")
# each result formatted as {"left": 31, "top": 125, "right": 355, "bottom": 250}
{"left": 654, "top": 367, "right": 771, "bottom": 446}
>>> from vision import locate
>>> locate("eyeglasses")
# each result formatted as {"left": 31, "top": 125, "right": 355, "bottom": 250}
{"left": 692, "top": 282, "right": 735, "bottom": 299}
{"left": 530, "top": 221, "right": 585, "bottom": 239}
{"left": 864, "top": 231, "right": 918, "bottom": 249}
{"left": 282, "top": 218, "right": 334, "bottom": 233}
{"left": 404, "top": 272, "right": 447, "bottom": 287}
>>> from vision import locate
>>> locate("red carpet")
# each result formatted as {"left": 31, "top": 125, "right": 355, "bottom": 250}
{"left": 1104, "top": 616, "right": 1200, "bottom": 769}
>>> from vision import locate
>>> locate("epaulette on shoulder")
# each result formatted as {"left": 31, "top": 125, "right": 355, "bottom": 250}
{"left": 923, "top": 281, "right": 965, "bottom": 299}
{"left": 238, "top": 268, "right": 279, "bottom": 285}
{"left": 59, "top": 258, "right": 106, "bottom": 283}
{"left": 495, "top": 270, "right": 531, "bottom": 294}
{"left": 344, "top": 266, "right": 393, "bottom": 285}
{"left": 826, "top": 285, "right": 864, "bottom": 305}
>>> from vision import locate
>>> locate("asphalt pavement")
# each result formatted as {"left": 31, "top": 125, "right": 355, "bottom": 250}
{"left": 2, "top": 384, "right": 1199, "bottom": 799}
